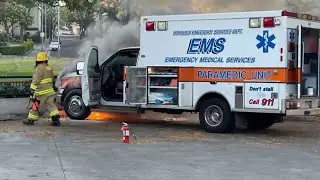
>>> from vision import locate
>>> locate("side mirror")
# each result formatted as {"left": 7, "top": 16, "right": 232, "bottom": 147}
{"left": 76, "top": 61, "right": 84, "bottom": 75}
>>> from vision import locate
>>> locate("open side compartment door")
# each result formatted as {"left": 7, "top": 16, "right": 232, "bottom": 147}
{"left": 124, "top": 67, "right": 147, "bottom": 105}
{"left": 297, "top": 25, "right": 303, "bottom": 98}
{"left": 82, "top": 46, "right": 101, "bottom": 106}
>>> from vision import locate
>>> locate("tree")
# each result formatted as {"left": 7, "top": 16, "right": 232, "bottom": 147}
{"left": 43, "top": 6, "right": 59, "bottom": 41}
{"left": 35, "top": 0, "right": 98, "bottom": 37}
{"left": 14, "top": 0, "right": 36, "bottom": 11}
{"left": 0, "top": 2, "right": 21, "bottom": 35}
{"left": 35, "top": 0, "right": 98, "bottom": 11}
{"left": 60, "top": 7, "right": 77, "bottom": 26}
{"left": 17, "top": 4, "right": 34, "bottom": 40}
{"left": 100, "top": 0, "right": 124, "bottom": 21}
{"left": 0, "top": 2, "right": 33, "bottom": 39}
{"left": 74, "top": 6, "right": 96, "bottom": 38}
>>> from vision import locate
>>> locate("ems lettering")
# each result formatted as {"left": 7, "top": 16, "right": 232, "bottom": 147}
{"left": 249, "top": 86, "right": 274, "bottom": 91}
{"left": 249, "top": 99, "right": 259, "bottom": 105}
{"left": 173, "top": 30, "right": 191, "bottom": 36}
{"left": 232, "top": 29, "right": 243, "bottom": 34}
{"left": 249, "top": 98, "right": 274, "bottom": 106}
{"left": 249, "top": 86, "right": 261, "bottom": 91}
{"left": 226, "top": 57, "right": 255, "bottom": 63}
{"left": 165, "top": 57, "right": 198, "bottom": 63}
{"left": 199, "top": 57, "right": 223, "bottom": 63}
{"left": 187, "top": 38, "right": 226, "bottom": 54}
{"left": 251, "top": 70, "right": 271, "bottom": 80}
{"left": 197, "top": 70, "right": 247, "bottom": 80}
{"left": 261, "top": 98, "right": 274, "bottom": 106}
{"left": 263, "top": 87, "right": 274, "bottom": 91}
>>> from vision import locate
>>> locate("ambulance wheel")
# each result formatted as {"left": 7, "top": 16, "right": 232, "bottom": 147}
{"left": 246, "top": 114, "right": 275, "bottom": 130}
{"left": 199, "top": 98, "right": 235, "bottom": 133}
{"left": 63, "top": 89, "right": 91, "bottom": 120}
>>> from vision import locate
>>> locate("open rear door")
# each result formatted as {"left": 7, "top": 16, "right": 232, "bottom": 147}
{"left": 297, "top": 25, "right": 303, "bottom": 98}
{"left": 124, "top": 67, "right": 147, "bottom": 105}
{"left": 82, "top": 46, "right": 101, "bottom": 106}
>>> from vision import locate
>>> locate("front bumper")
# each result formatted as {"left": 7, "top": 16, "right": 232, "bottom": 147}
{"left": 56, "top": 93, "right": 62, "bottom": 105}
{"left": 55, "top": 88, "right": 64, "bottom": 107}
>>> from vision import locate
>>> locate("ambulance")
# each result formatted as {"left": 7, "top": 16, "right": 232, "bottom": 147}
{"left": 80, "top": 10, "right": 320, "bottom": 133}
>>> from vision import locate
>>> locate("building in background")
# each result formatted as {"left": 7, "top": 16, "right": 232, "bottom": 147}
{"left": 0, "top": 6, "right": 42, "bottom": 36}
{"left": 70, "top": 22, "right": 80, "bottom": 35}
{"left": 23, "top": 6, "right": 42, "bottom": 35}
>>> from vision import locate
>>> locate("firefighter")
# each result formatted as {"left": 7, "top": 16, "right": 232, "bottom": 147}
{"left": 23, "top": 52, "right": 61, "bottom": 126}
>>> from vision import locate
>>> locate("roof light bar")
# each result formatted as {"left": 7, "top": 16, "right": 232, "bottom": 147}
{"left": 282, "top": 10, "right": 320, "bottom": 22}
{"left": 282, "top": 10, "right": 297, "bottom": 17}
{"left": 146, "top": 21, "right": 155, "bottom": 31}
{"left": 249, "top": 18, "right": 261, "bottom": 28}
{"left": 263, "top": 17, "right": 275, "bottom": 27}
{"left": 157, "top": 21, "right": 168, "bottom": 31}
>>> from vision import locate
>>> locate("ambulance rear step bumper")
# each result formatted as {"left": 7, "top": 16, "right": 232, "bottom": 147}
{"left": 286, "top": 108, "right": 320, "bottom": 116}
{"left": 285, "top": 97, "right": 320, "bottom": 116}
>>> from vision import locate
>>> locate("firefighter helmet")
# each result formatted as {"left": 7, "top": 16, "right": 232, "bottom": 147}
{"left": 36, "top": 52, "right": 49, "bottom": 62}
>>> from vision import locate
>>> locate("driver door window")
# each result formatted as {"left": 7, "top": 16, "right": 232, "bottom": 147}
{"left": 108, "top": 51, "right": 138, "bottom": 67}
{"left": 88, "top": 49, "right": 99, "bottom": 73}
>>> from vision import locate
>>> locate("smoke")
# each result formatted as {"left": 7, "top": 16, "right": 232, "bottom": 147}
{"left": 56, "top": 0, "right": 315, "bottom": 88}
{"left": 55, "top": 59, "right": 79, "bottom": 88}
{"left": 77, "top": 19, "right": 140, "bottom": 65}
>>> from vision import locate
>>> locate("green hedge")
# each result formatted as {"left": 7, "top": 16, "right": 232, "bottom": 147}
{"left": 0, "top": 40, "right": 34, "bottom": 55}
{"left": 24, "top": 40, "right": 34, "bottom": 51}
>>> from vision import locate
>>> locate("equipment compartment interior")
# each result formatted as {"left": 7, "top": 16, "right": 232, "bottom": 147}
{"left": 301, "top": 28, "right": 319, "bottom": 97}
{"left": 147, "top": 67, "right": 178, "bottom": 105}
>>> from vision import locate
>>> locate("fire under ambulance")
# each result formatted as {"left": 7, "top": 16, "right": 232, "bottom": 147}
{"left": 80, "top": 10, "right": 320, "bottom": 133}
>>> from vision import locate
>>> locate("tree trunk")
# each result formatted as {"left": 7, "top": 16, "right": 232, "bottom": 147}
{"left": 49, "top": 17, "right": 53, "bottom": 41}
{"left": 11, "top": 26, "right": 18, "bottom": 38}
{"left": 4, "top": 26, "right": 10, "bottom": 42}
{"left": 4, "top": 27, "right": 10, "bottom": 35}
{"left": 4, "top": 23, "right": 10, "bottom": 36}
{"left": 20, "top": 25, "right": 24, "bottom": 41}
{"left": 11, "top": 27, "right": 14, "bottom": 38}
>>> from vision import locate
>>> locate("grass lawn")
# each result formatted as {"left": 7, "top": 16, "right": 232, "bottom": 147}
{"left": 0, "top": 57, "right": 75, "bottom": 76}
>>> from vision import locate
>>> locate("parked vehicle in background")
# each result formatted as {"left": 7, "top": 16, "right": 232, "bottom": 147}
{"left": 49, "top": 40, "right": 60, "bottom": 51}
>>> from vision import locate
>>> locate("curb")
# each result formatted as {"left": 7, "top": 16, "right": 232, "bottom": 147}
{"left": 0, "top": 114, "right": 24, "bottom": 121}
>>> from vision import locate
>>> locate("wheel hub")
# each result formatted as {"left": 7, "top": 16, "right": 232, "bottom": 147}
{"left": 68, "top": 95, "right": 82, "bottom": 114}
{"left": 204, "top": 105, "right": 223, "bottom": 127}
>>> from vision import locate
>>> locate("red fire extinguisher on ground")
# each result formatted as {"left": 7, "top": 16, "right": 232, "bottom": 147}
{"left": 121, "top": 122, "right": 130, "bottom": 143}
{"left": 121, "top": 122, "right": 137, "bottom": 144}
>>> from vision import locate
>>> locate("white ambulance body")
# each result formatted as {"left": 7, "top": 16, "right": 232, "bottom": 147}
{"left": 82, "top": 10, "right": 320, "bottom": 133}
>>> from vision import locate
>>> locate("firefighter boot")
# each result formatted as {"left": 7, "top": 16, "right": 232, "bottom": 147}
{"left": 23, "top": 119, "right": 34, "bottom": 125}
{"left": 50, "top": 115, "right": 60, "bottom": 126}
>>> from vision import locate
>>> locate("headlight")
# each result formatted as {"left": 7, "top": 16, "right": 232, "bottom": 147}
{"left": 59, "top": 88, "right": 64, "bottom": 94}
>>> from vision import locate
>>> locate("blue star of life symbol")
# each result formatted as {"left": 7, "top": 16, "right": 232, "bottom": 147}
{"left": 256, "top": 30, "right": 276, "bottom": 53}
{"left": 289, "top": 30, "right": 295, "bottom": 42}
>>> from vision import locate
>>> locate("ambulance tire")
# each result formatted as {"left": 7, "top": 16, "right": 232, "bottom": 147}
{"left": 199, "top": 98, "right": 235, "bottom": 133}
{"left": 246, "top": 114, "right": 275, "bottom": 130}
{"left": 63, "top": 89, "right": 91, "bottom": 120}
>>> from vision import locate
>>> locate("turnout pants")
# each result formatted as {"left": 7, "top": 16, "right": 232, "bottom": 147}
{"left": 28, "top": 94, "right": 59, "bottom": 121}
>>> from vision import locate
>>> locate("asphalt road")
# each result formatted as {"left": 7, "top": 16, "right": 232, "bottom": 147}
{"left": 49, "top": 36, "right": 83, "bottom": 59}
{"left": 0, "top": 116, "right": 320, "bottom": 180}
